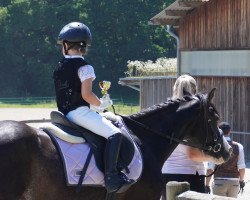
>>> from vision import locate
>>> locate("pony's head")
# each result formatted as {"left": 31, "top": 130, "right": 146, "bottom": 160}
{"left": 175, "top": 88, "right": 232, "bottom": 164}
{"left": 128, "top": 88, "right": 232, "bottom": 165}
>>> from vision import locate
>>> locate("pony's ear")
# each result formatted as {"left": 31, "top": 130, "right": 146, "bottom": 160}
{"left": 208, "top": 88, "right": 216, "bottom": 102}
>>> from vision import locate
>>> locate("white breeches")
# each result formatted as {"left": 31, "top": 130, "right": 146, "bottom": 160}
{"left": 66, "top": 106, "right": 120, "bottom": 139}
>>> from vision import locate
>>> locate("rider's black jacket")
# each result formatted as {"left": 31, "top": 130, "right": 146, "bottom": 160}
{"left": 53, "top": 57, "right": 89, "bottom": 115}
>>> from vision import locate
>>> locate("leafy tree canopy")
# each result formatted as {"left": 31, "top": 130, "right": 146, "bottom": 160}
{"left": 0, "top": 0, "right": 176, "bottom": 101}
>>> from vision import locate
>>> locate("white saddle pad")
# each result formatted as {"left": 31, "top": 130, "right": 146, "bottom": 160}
{"left": 41, "top": 117, "right": 143, "bottom": 186}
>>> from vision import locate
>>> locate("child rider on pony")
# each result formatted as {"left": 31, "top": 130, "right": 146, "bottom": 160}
{"left": 53, "top": 22, "right": 134, "bottom": 193}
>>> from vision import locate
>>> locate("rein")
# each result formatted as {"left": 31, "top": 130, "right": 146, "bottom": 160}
{"left": 119, "top": 114, "right": 213, "bottom": 152}
{"left": 113, "top": 97, "right": 221, "bottom": 153}
{"left": 205, "top": 165, "right": 219, "bottom": 178}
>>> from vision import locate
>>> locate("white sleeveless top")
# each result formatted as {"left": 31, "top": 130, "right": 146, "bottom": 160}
{"left": 162, "top": 144, "right": 206, "bottom": 175}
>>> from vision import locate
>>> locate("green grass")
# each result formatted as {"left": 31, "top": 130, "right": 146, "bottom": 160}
{"left": 0, "top": 102, "right": 140, "bottom": 115}
{"left": 0, "top": 102, "right": 57, "bottom": 108}
{"left": 107, "top": 103, "right": 140, "bottom": 115}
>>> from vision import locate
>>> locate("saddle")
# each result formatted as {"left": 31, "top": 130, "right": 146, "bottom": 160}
{"left": 49, "top": 111, "right": 135, "bottom": 172}
{"left": 40, "top": 111, "right": 143, "bottom": 191}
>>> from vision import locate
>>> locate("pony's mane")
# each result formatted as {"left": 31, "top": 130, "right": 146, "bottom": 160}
{"left": 129, "top": 93, "right": 207, "bottom": 120}
{"left": 129, "top": 98, "right": 185, "bottom": 120}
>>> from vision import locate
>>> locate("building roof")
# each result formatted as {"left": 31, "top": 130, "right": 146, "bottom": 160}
{"left": 149, "top": 0, "right": 209, "bottom": 28}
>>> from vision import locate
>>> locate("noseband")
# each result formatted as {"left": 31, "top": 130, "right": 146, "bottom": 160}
{"left": 120, "top": 97, "right": 222, "bottom": 153}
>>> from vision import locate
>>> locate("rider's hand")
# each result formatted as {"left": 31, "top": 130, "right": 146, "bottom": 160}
{"left": 205, "top": 185, "right": 211, "bottom": 194}
{"left": 100, "top": 94, "right": 113, "bottom": 109}
{"left": 90, "top": 105, "right": 104, "bottom": 113}
{"left": 100, "top": 112, "right": 119, "bottom": 122}
{"left": 239, "top": 181, "right": 245, "bottom": 193}
{"left": 90, "top": 94, "right": 113, "bottom": 113}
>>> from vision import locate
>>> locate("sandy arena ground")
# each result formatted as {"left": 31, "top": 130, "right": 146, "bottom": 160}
{"left": 0, "top": 108, "right": 250, "bottom": 199}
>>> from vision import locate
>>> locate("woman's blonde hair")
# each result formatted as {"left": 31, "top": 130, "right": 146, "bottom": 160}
{"left": 172, "top": 74, "right": 197, "bottom": 100}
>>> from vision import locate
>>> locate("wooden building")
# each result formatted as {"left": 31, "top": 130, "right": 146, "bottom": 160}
{"left": 119, "top": 0, "right": 250, "bottom": 160}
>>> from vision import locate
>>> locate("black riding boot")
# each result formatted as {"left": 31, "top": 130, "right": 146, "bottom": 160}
{"left": 104, "top": 133, "right": 134, "bottom": 193}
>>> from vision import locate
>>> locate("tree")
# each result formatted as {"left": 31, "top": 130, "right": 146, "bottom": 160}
{"left": 0, "top": 0, "right": 84, "bottom": 96}
{"left": 82, "top": 0, "right": 176, "bottom": 98}
{"left": 0, "top": 0, "right": 176, "bottom": 101}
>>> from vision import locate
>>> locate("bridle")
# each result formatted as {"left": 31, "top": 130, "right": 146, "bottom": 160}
{"left": 201, "top": 96, "right": 223, "bottom": 153}
{"left": 117, "top": 96, "right": 223, "bottom": 153}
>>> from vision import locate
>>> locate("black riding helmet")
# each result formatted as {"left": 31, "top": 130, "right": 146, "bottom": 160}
{"left": 57, "top": 22, "right": 92, "bottom": 46}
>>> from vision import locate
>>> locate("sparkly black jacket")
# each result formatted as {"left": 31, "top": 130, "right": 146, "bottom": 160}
{"left": 53, "top": 57, "right": 89, "bottom": 115}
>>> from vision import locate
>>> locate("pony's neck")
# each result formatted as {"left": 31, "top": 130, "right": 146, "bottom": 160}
{"left": 126, "top": 96, "right": 203, "bottom": 166}
{"left": 126, "top": 100, "right": 186, "bottom": 166}
{"left": 124, "top": 116, "right": 181, "bottom": 166}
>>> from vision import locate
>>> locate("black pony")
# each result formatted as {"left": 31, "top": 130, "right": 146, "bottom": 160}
{"left": 0, "top": 89, "right": 231, "bottom": 200}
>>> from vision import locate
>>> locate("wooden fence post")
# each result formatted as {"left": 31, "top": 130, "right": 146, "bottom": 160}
{"left": 166, "top": 181, "right": 190, "bottom": 200}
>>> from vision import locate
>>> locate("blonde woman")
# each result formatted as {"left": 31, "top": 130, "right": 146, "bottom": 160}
{"left": 161, "top": 75, "right": 209, "bottom": 199}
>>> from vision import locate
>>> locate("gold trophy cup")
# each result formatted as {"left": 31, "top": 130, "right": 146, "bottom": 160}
{"left": 99, "top": 81, "right": 111, "bottom": 96}
{"left": 99, "top": 80, "right": 114, "bottom": 112}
